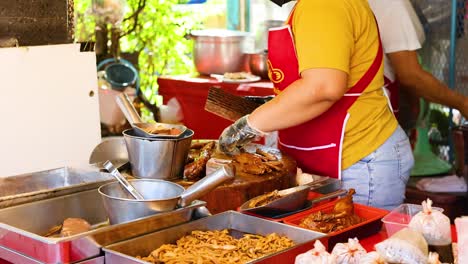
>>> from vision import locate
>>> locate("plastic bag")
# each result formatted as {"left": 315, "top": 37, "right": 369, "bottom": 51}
{"left": 295, "top": 240, "right": 337, "bottom": 264}
{"left": 331, "top": 238, "right": 366, "bottom": 264}
{"left": 360, "top": 251, "right": 387, "bottom": 264}
{"left": 375, "top": 228, "right": 429, "bottom": 264}
{"left": 409, "top": 199, "right": 452, "bottom": 245}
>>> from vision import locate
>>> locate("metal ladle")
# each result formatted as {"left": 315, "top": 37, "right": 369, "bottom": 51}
{"left": 103, "top": 160, "right": 145, "bottom": 200}
{"left": 115, "top": 93, "right": 187, "bottom": 139}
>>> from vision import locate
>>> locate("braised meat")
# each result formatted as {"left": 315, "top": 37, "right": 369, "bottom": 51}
{"left": 233, "top": 149, "right": 283, "bottom": 175}
{"left": 44, "top": 218, "right": 91, "bottom": 237}
{"left": 247, "top": 190, "right": 282, "bottom": 208}
{"left": 184, "top": 141, "right": 216, "bottom": 180}
{"left": 299, "top": 189, "right": 364, "bottom": 233}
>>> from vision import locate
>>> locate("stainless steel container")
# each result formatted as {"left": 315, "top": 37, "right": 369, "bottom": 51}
{"left": 123, "top": 128, "right": 193, "bottom": 180}
{"left": 104, "top": 211, "right": 326, "bottom": 264}
{"left": 0, "top": 166, "right": 113, "bottom": 209}
{"left": 99, "top": 165, "right": 235, "bottom": 224}
{"left": 191, "top": 29, "right": 248, "bottom": 75}
{"left": 0, "top": 188, "right": 207, "bottom": 263}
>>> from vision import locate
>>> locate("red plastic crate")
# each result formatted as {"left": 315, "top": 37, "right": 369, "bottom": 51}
{"left": 283, "top": 201, "right": 389, "bottom": 250}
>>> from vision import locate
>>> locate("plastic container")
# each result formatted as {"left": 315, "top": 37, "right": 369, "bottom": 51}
{"left": 283, "top": 201, "right": 389, "bottom": 250}
{"left": 381, "top": 203, "right": 444, "bottom": 237}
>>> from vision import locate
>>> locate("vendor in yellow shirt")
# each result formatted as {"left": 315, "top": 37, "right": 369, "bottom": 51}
{"left": 219, "top": 0, "right": 414, "bottom": 210}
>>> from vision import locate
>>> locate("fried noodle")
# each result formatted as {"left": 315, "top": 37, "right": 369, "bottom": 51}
{"left": 137, "top": 229, "right": 294, "bottom": 264}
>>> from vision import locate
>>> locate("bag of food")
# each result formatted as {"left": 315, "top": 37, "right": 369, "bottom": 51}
{"left": 360, "top": 251, "right": 387, "bottom": 264}
{"left": 409, "top": 199, "right": 451, "bottom": 246}
{"left": 375, "top": 228, "right": 429, "bottom": 264}
{"left": 331, "top": 238, "right": 366, "bottom": 264}
{"left": 295, "top": 240, "right": 337, "bottom": 264}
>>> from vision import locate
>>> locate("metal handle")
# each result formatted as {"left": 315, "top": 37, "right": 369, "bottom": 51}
{"left": 309, "top": 189, "right": 348, "bottom": 204}
{"left": 103, "top": 160, "right": 145, "bottom": 200}
{"left": 116, "top": 93, "right": 142, "bottom": 124}
{"left": 179, "top": 164, "right": 235, "bottom": 207}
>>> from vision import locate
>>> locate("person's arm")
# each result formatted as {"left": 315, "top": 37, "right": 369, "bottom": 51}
{"left": 248, "top": 68, "right": 348, "bottom": 132}
{"left": 388, "top": 50, "right": 468, "bottom": 117}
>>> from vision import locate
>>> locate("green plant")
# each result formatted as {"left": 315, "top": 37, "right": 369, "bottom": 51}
{"left": 74, "top": 0, "right": 204, "bottom": 105}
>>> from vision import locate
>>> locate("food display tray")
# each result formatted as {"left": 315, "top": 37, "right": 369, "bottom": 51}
{"left": 283, "top": 201, "right": 389, "bottom": 250}
{"left": 0, "top": 188, "right": 206, "bottom": 264}
{"left": 103, "top": 211, "right": 326, "bottom": 264}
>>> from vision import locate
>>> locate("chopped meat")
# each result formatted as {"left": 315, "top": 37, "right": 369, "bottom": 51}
{"left": 184, "top": 141, "right": 216, "bottom": 180}
{"left": 60, "top": 218, "right": 91, "bottom": 237}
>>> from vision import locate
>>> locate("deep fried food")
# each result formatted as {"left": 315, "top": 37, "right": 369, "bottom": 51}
{"left": 299, "top": 189, "right": 364, "bottom": 233}
{"left": 137, "top": 229, "right": 294, "bottom": 264}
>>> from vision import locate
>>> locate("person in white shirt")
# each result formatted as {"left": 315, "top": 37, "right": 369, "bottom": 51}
{"left": 368, "top": 0, "right": 468, "bottom": 122}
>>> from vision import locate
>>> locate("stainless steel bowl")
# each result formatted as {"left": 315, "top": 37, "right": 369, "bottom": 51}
{"left": 191, "top": 29, "right": 248, "bottom": 75}
{"left": 122, "top": 128, "right": 193, "bottom": 180}
{"left": 99, "top": 166, "right": 235, "bottom": 224}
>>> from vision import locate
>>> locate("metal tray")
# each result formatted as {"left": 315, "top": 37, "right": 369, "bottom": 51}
{"left": 0, "top": 166, "right": 114, "bottom": 209}
{"left": 0, "top": 188, "right": 207, "bottom": 263}
{"left": 103, "top": 211, "right": 325, "bottom": 264}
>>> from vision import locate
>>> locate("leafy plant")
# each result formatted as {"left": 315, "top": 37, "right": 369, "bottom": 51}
{"left": 74, "top": 0, "right": 204, "bottom": 105}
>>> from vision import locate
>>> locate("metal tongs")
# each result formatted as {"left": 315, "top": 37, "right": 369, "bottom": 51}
{"left": 115, "top": 93, "right": 187, "bottom": 138}
{"left": 103, "top": 160, "right": 145, "bottom": 200}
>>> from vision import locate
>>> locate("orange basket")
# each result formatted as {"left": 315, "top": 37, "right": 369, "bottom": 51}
{"left": 283, "top": 201, "right": 389, "bottom": 250}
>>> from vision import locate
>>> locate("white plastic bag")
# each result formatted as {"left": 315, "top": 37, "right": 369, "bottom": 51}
{"left": 331, "top": 238, "right": 366, "bottom": 264}
{"left": 409, "top": 199, "right": 452, "bottom": 246}
{"left": 295, "top": 240, "right": 337, "bottom": 264}
{"left": 375, "top": 228, "right": 429, "bottom": 264}
{"left": 360, "top": 251, "right": 387, "bottom": 264}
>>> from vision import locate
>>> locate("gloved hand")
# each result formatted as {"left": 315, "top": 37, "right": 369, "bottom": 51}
{"left": 218, "top": 115, "right": 266, "bottom": 155}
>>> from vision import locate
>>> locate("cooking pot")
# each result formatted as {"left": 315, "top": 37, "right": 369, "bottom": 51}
{"left": 190, "top": 29, "right": 248, "bottom": 75}
{"left": 97, "top": 58, "right": 139, "bottom": 91}
{"left": 98, "top": 165, "right": 235, "bottom": 224}
{"left": 248, "top": 50, "right": 269, "bottom": 79}
{"left": 123, "top": 128, "right": 193, "bottom": 180}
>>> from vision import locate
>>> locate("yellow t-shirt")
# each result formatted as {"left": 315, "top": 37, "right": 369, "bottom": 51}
{"left": 292, "top": 0, "right": 398, "bottom": 169}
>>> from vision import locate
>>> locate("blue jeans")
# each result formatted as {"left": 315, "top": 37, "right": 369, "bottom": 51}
{"left": 341, "top": 126, "right": 414, "bottom": 211}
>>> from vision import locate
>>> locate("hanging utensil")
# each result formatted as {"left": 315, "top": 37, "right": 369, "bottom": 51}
{"left": 115, "top": 93, "right": 187, "bottom": 138}
{"left": 104, "top": 160, "right": 145, "bottom": 200}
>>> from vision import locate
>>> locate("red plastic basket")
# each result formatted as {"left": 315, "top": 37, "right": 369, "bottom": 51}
{"left": 283, "top": 201, "right": 389, "bottom": 250}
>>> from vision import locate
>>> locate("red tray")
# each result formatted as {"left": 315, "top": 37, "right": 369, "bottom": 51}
{"left": 238, "top": 191, "right": 337, "bottom": 222}
{"left": 283, "top": 201, "right": 389, "bottom": 250}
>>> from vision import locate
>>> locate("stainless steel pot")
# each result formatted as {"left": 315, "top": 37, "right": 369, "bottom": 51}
{"left": 248, "top": 51, "right": 268, "bottom": 79}
{"left": 191, "top": 29, "right": 248, "bottom": 75}
{"left": 98, "top": 165, "right": 235, "bottom": 224}
{"left": 123, "top": 128, "right": 193, "bottom": 180}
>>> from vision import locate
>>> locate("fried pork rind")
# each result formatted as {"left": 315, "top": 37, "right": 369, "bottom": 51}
{"left": 137, "top": 229, "right": 294, "bottom": 264}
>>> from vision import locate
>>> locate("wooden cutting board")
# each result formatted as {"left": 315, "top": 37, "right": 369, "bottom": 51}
{"left": 175, "top": 144, "right": 297, "bottom": 214}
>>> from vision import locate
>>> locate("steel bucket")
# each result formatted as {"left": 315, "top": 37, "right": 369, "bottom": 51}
{"left": 123, "top": 128, "right": 193, "bottom": 180}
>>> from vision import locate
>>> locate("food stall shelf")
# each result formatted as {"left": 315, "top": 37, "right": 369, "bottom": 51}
{"left": 283, "top": 201, "right": 389, "bottom": 250}
{"left": 103, "top": 211, "right": 325, "bottom": 263}
{"left": 0, "top": 189, "right": 206, "bottom": 263}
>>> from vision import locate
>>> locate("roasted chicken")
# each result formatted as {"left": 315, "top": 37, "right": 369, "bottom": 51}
{"left": 184, "top": 141, "right": 216, "bottom": 180}
{"left": 299, "top": 189, "right": 364, "bottom": 233}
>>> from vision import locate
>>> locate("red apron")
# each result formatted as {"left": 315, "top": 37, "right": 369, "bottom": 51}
{"left": 267, "top": 9, "right": 384, "bottom": 179}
